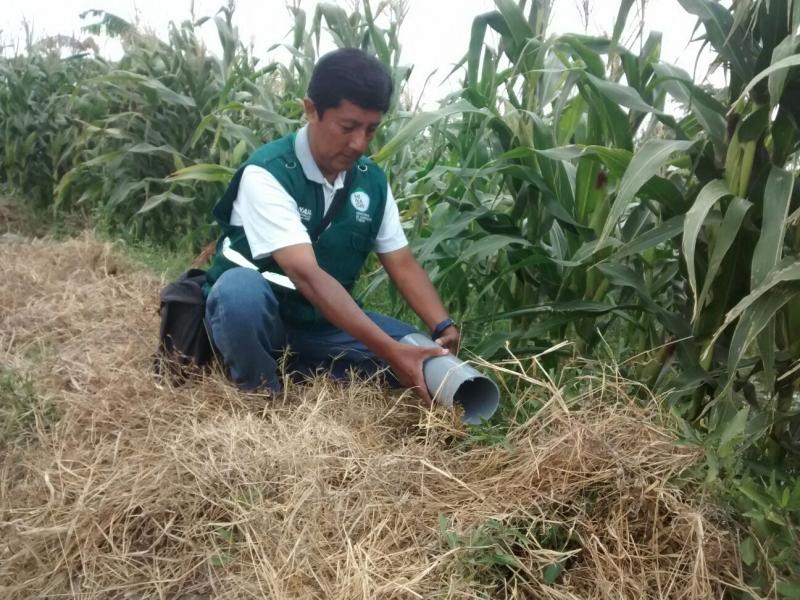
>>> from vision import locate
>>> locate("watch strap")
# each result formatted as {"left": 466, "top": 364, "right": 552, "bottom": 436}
{"left": 431, "top": 318, "right": 455, "bottom": 340}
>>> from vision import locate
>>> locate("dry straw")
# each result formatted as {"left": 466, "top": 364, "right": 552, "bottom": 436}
{"left": 1, "top": 235, "right": 746, "bottom": 598}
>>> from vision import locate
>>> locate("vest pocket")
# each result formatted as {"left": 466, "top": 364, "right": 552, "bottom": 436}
{"left": 350, "top": 232, "right": 372, "bottom": 253}
{"left": 313, "top": 231, "right": 372, "bottom": 294}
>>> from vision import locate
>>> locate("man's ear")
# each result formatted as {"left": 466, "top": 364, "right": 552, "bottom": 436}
{"left": 303, "top": 98, "right": 318, "bottom": 123}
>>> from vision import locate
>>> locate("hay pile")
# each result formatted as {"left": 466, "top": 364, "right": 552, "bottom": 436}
{"left": 0, "top": 235, "right": 745, "bottom": 598}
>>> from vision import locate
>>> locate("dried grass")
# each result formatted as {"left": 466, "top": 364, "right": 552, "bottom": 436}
{"left": 0, "top": 234, "right": 745, "bottom": 598}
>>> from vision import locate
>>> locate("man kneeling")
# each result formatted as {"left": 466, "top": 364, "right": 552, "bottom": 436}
{"left": 203, "top": 48, "right": 459, "bottom": 403}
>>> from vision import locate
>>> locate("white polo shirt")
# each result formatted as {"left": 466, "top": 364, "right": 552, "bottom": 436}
{"left": 230, "top": 125, "right": 408, "bottom": 261}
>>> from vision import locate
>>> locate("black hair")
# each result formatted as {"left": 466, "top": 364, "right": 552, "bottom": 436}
{"left": 307, "top": 48, "right": 393, "bottom": 118}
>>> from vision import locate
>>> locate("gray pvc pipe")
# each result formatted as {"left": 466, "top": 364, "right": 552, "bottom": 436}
{"left": 400, "top": 333, "right": 500, "bottom": 424}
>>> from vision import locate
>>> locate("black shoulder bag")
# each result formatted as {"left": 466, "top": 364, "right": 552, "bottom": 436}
{"left": 154, "top": 268, "right": 213, "bottom": 382}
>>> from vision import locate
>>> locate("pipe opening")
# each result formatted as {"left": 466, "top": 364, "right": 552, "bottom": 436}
{"left": 398, "top": 333, "right": 500, "bottom": 423}
{"left": 453, "top": 376, "right": 500, "bottom": 424}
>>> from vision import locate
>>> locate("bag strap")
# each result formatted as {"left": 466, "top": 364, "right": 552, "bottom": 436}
{"left": 191, "top": 240, "right": 217, "bottom": 269}
{"left": 309, "top": 167, "right": 355, "bottom": 242}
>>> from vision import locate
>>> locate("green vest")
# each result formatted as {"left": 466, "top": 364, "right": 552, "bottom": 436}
{"left": 206, "top": 133, "right": 388, "bottom": 329}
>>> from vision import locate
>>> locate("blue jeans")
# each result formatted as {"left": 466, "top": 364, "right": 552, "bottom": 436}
{"left": 205, "top": 267, "right": 418, "bottom": 392}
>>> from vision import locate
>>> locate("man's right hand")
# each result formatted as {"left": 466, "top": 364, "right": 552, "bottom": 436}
{"left": 383, "top": 341, "right": 449, "bottom": 405}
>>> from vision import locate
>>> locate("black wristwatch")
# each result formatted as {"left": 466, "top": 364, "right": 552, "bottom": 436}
{"left": 431, "top": 318, "right": 456, "bottom": 340}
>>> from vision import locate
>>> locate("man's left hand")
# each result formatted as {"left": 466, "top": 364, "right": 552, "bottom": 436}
{"left": 435, "top": 325, "right": 460, "bottom": 355}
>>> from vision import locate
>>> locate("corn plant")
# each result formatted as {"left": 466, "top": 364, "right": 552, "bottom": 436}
{"left": 372, "top": 2, "right": 800, "bottom": 587}
{"left": 51, "top": 6, "right": 299, "bottom": 250}
{"left": 1, "top": 2, "right": 410, "bottom": 252}
{"left": 375, "top": 1, "right": 700, "bottom": 359}
{"left": 0, "top": 38, "right": 98, "bottom": 210}
{"left": 374, "top": 0, "right": 800, "bottom": 472}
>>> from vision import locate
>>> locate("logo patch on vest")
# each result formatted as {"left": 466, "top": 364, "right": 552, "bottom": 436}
{"left": 350, "top": 189, "right": 372, "bottom": 223}
{"left": 298, "top": 207, "right": 312, "bottom": 221}
{"left": 350, "top": 189, "right": 370, "bottom": 212}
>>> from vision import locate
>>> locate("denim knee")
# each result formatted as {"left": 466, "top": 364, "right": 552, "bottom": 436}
{"left": 208, "top": 268, "right": 279, "bottom": 323}
{"left": 205, "top": 267, "right": 285, "bottom": 391}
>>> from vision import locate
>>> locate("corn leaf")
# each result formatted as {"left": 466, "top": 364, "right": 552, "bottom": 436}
{"left": 752, "top": 167, "right": 794, "bottom": 289}
{"left": 751, "top": 167, "right": 794, "bottom": 390}
{"left": 614, "top": 214, "right": 685, "bottom": 261}
{"left": 696, "top": 196, "right": 752, "bottom": 317}
{"left": 611, "top": 0, "right": 636, "bottom": 51}
{"left": 585, "top": 73, "right": 668, "bottom": 117}
{"left": 372, "top": 101, "right": 489, "bottom": 163}
{"left": 493, "top": 0, "right": 535, "bottom": 49}
{"left": 683, "top": 180, "right": 733, "bottom": 321}
{"left": 735, "top": 53, "right": 800, "bottom": 106}
{"left": 599, "top": 139, "right": 695, "bottom": 247}
{"left": 768, "top": 35, "right": 799, "bottom": 108}
{"left": 138, "top": 191, "right": 195, "bottom": 213}
{"left": 166, "top": 163, "right": 235, "bottom": 184}
{"left": 706, "top": 259, "right": 800, "bottom": 358}
{"left": 678, "top": 0, "right": 754, "bottom": 80}
{"left": 459, "top": 234, "right": 530, "bottom": 261}
{"left": 651, "top": 62, "right": 726, "bottom": 150}
{"left": 101, "top": 71, "right": 196, "bottom": 107}
{"left": 313, "top": 3, "right": 356, "bottom": 49}
{"left": 722, "top": 288, "right": 799, "bottom": 394}
{"left": 362, "top": 1, "right": 391, "bottom": 67}
{"left": 479, "top": 300, "right": 637, "bottom": 322}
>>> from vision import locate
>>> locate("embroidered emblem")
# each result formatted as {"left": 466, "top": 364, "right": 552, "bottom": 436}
{"left": 298, "top": 207, "right": 312, "bottom": 221}
{"left": 350, "top": 189, "right": 370, "bottom": 212}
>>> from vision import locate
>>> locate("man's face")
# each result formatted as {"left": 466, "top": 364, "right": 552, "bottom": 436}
{"left": 304, "top": 98, "right": 383, "bottom": 179}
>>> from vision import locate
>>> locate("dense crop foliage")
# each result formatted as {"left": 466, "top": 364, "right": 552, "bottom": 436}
{"left": 2, "top": 0, "right": 800, "bottom": 593}
{"left": 1, "top": 3, "right": 407, "bottom": 248}
{"left": 377, "top": 0, "right": 800, "bottom": 515}
{"left": 380, "top": 2, "right": 800, "bottom": 589}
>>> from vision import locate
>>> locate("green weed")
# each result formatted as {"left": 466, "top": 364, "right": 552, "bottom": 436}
{"left": 0, "top": 367, "right": 57, "bottom": 446}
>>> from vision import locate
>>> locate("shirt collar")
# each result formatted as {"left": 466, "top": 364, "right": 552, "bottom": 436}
{"left": 294, "top": 125, "right": 345, "bottom": 191}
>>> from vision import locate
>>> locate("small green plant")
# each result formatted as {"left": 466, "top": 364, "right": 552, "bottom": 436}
{"left": 729, "top": 473, "right": 800, "bottom": 597}
{"left": 438, "top": 515, "right": 524, "bottom": 586}
{"left": 208, "top": 524, "right": 238, "bottom": 568}
{"left": 0, "top": 367, "right": 56, "bottom": 445}
{"left": 438, "top": 515, "right": 577, "bottom": 589}
{"left": 461, "top": 421, "right": 513, "bottom": 452}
